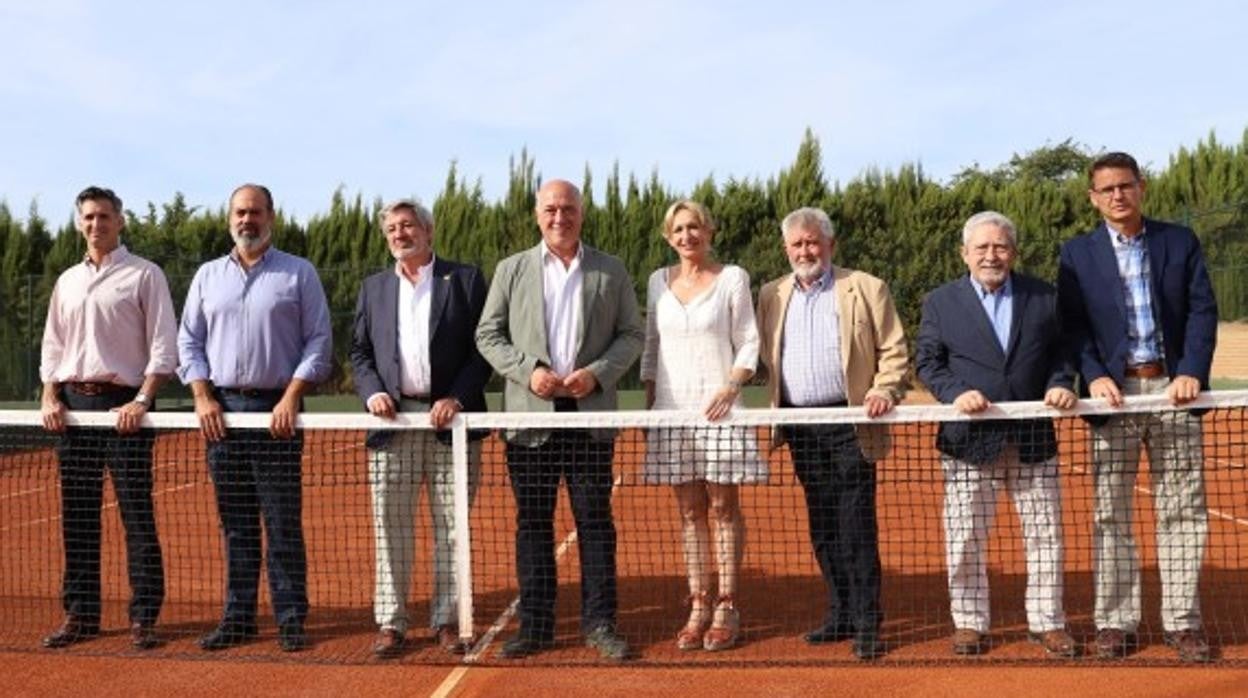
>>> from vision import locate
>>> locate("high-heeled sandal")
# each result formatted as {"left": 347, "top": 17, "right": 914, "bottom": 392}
{"left": 703, "top": 594, "right": 740, "bottom": 651}
{"left": 676, "top": 590, "right": 712, "bottom": 651}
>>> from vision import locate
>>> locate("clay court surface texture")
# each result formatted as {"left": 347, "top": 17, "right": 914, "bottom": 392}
{"left": 5, "top": 323, "right": 1248, "bottom": 697}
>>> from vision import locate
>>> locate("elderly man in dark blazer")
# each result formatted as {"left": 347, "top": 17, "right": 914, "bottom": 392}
{"left": 1058, "top": 151, "right": 1218, "bottom": 663}
{"left": 350, "top": 198, "right": 490, "bottom": 658}
{"left": 476, "top": 179, "right": 644, "bottom": 661}
{"left": 917, "top": 210, "right": 1078, "bottom": 658}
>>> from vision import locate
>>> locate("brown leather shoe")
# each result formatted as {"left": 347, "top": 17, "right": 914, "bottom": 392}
{"left": 436, "top": 625, "right": 468, "bottom": 655}
{"left": 1164, "top": 629, "right": 1212, "bottom": 663}
{"left": 372, "top": 628, "right": 405, "bottom": 658}
{"left": 952, "top": 628, "right": 984, "bottom": 655}
{"left": 1029, "top": 628, "right": 1077, "bottom": 658}
{"left": 130, "top": 622, "right": 161, "bottom": 650}
{"left": 42, "top": 617, "right": 100, "bottom": 649}
{"left": 1095, "top": 628, "right": 1136, "bottom": 659}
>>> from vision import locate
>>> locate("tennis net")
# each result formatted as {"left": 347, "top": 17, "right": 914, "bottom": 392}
{"left": 1, "top": 390, "right": 1246, "bottom": 665}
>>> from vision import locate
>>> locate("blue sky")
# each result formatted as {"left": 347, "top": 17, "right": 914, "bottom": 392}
{"left": 2, "top": 0, "right": 1246, "bottom": 224}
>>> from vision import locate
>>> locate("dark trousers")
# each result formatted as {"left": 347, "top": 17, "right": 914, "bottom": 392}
{"left": 783, "top": 423, "right": 882, "bottom": 634}
{"left": 505, "top": 430, "right": 617, "bottom": 638}
{"left": 206, "top": 391, "right": 307, "bottom": 627}
{"left": 56, "top": 390, "right": 164, "bottom": 626}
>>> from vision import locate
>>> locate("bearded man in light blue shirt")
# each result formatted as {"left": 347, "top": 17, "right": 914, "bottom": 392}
{"left": 178, "top": 183, "right": 333, "bottom": 653}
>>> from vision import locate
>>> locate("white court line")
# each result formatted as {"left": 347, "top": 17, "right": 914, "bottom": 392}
{"left": 433, "top": 473, "right": 625, "bottom": 695}
{"left": 1070, "top": 464, "right": 1248, "bottom": 528}
{"left": 0, "top": 464, "right": 206, "bottom": 533}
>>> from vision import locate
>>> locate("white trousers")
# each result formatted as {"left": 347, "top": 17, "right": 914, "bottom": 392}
{"left": 369, "top": 428, "right": 480, "bottom": 633}
{"left": 942, "top": 446, "right": 1065, "bottom": 633}
{"left": 1091, "top": 375, "right": 1207, "bottom": 633}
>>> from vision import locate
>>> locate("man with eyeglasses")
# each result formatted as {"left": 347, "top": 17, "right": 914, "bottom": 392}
{"left": 1057, "top": 151, "right": 1218, "bottom": 662}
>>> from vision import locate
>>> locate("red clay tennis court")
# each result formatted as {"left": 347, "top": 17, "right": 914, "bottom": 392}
{"left": 3, "top": 394, "right": 1247, "bottom": 696}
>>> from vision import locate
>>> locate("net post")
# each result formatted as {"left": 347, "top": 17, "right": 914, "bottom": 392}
{"left": 451, "top": 414, "right": 474, "bottom": 645}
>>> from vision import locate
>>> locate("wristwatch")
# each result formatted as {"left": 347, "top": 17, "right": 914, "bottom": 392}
{"left": 134, "top": 392, "right": 151, "bottom": 407}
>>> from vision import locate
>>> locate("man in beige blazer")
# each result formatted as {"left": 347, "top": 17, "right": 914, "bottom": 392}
{"left": 756, "top": 207, "right": 908, "bottom": 660}
{"left": 476, "top": 179, "right": 644, "bottom": 660}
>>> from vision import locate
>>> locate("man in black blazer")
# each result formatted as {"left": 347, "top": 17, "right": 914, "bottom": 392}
{"left": 1057, "top": 152, "right": 1218, "bottom": 663}
{"left": 917, "top": 211, "right": 1077, "bottom": 658}
{"left": 350, "top": 199, "right": 491, "bottom": 658}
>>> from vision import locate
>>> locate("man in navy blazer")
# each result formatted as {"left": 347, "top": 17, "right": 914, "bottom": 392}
{"left": 1057, "top": 151, "right": 1218, "bottom": 663}
{"left": 917, "top": 211, "right": 1078, "bottom": 658}
{"left": 350, "top": 198, "right": 490, "bottom": 658}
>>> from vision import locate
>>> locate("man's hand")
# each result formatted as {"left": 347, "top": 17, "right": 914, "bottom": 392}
{"left": 1088, "top": 376, "right": 1123, "bottom": 407}
{"left": 562, "top": 369, "right": 598, "bottom": 400}
{"left": 1043, "top": 387, "right": 1078, "bottom": 410}
{"left": 195, "top": 394, "right": 227, "bottom": 442}
{"left": 430, "top": 397, "right": 461, "bottom": 429}
{"left": 1167, "top": 375, "right": 1201, "bottom": 405}
{"left": 270, "top": 394, "right": 301, "bottom": 439}
{"left": 114, "top": 400, "right": 148, "bottom": 435}
{"left": 529, "top": 366, "right": 562, "bottom": 399}
{"left": 367, "top": 394, "right": 397, "bottom": 419}
{"left": 863, "top": 394, "right": 895, "bottom": 419}
{"left": 953, "top": 390, "right": 990, "bottom": 414}
{"left": 41, "top": 396, "right": 67, "bottom": 433}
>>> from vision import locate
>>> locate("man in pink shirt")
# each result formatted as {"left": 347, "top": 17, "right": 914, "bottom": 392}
{"left": 39, "top": 186, "right": 178, "bottom": 650}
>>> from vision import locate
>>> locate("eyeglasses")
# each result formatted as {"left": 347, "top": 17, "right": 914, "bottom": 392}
{"left": 1091, "top": 181, "right": 1139, "bottom": 198}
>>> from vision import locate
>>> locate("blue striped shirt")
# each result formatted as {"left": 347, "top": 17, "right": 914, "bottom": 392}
{"left": 1107, "top": 225, "right": 1163, "bottom": 364}
{"left": 177, "top": 247, "right": 333, "bottom": 390}
{"left": 780, "top": 268, "right": 846, "bottom": 406}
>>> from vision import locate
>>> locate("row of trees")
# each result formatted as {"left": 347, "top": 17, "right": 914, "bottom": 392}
{"left": 2, "top": 129, "right": 1246, "bottom": 399}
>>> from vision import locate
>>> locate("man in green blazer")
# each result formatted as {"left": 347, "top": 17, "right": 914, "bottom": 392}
{"left": 476, "top": 179, "right": 644, "bottom": 660}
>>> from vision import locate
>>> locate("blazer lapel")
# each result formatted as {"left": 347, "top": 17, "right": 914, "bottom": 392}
{"left": 1004, "top": 275, "right": 1027, "bottom": 362}
{"left": 428, "top": 257, "right": 451, "bottom": 341}
{"left": 833, "top": 268, "right": 855, "bottom": 373}
{"left": 577, "top": 245, "right": 600, "bottom": 355}
{"left": 772, "top": 275, "right": 795, "bottom": 369}
{"left": 381, "top": 272, "right": 401, "bottom": 375}
{"left": 957, "top": 276, "right": 1007, "bottom": 361}
{"left": 1144, "top": 219, "right": 1168, "bottom": 319}
{"left": 1090, "top": 224, "right": 1128, "bottom": 318}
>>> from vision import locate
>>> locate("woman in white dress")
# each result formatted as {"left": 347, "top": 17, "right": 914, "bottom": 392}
{"left": 640, "top": 200, "right": 765, "bottom": 651}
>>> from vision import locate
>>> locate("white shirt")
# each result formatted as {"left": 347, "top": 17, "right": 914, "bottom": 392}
{"left": 396, "top": 256, "right": 435, "bottom": 396}
{"left": 541, "top": 241, "right": 583, "bottom": 377}
{"left": 41, "top": 245, "right": 178, "bottom": 388}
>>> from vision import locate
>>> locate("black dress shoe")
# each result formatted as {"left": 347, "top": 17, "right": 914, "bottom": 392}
{"left": 278, "top": 622, "right": 310, "bottom": 652}
{"left": 198, "top": 621, "right": 258, "bottom": 651}
{"left": 804, "top": 621, "right": 855, "bottom": 645}
{"left": 852, "top": 632, "right": 885, "bottom": 660}
{"left": 499, "top": 633, "right": 554, "bottom": 659}
{"left": 42, "top": 616, "right": 100, "bottom": 648}
{"left": 130, "top": 622, "right": 162, "bottom": 650}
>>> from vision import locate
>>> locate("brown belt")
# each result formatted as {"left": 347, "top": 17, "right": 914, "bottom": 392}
{"left": 1124, "top": 361, "right": 1165, "bottom": 379}
{"left": 400, "top": 394, "right": 432, "bottom": 402}
{"left": 65, "top": 381, "right": 129, "bottom": 396}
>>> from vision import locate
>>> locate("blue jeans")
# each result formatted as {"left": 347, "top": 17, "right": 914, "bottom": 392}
{"left": 206, "top": 390, "right": 307, "bottom": 627}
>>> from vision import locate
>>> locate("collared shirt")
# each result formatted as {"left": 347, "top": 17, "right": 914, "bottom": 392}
{"left": 396, "top": 255, "right": 434, "bottom": 396}
{"left": 781, "top": 267, "right": 847, "bottom": 406}
{"left": 177, "top": 246, "right": 333, "bottom": 390}
{"left": 40, "top": 245, "right": 178, "bottom": 388}
{"left": 969, "top": 274, "right": 1013, "bottom": 352}
{"left": 1106, "top": 224, "right": 1163, "bottom": 364}
{"left": 541, "top": 241, "right": 583, "bottom": 377}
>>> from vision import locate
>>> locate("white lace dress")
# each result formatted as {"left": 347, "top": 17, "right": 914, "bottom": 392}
{"left": 639, "top": 264, "right": 767, "bottom": 485}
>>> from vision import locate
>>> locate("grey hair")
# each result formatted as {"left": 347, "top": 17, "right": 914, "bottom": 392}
{"left": 961, "top": 210, "right": 1018, "bottom": 247}
{"left": 380, "top": 198, "right": 434, "bottom": 233}
{"left": 780, "top": 207, "right": 835, "bottom": 240}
